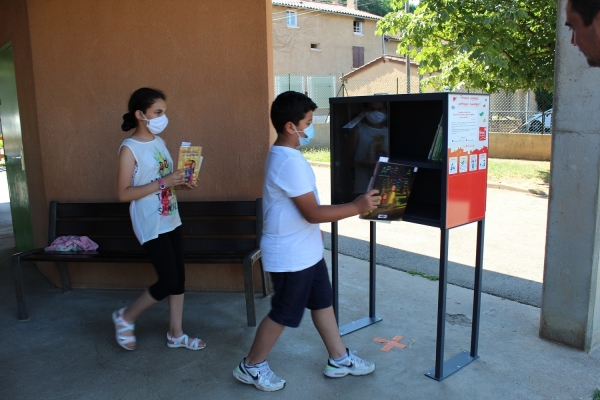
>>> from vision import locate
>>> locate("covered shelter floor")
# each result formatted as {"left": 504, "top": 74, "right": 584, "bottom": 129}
{"left": 1, "top": 219, "right": 600, "bottom": 398}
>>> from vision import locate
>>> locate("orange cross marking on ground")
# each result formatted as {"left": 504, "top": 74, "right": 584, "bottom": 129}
{"left": 373, "top": 335, "right": 407, "bottom": 352}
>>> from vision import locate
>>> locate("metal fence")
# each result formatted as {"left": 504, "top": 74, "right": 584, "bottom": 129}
{"left": 274, "top": 74, "right": 553, "bottom": 133}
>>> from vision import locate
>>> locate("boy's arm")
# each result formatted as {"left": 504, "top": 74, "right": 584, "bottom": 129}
{"left": 292, "top": 189, "right": 380, "bottom": 224}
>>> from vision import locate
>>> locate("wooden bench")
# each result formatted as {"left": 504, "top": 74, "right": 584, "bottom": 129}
{"left": 11, "top": 199, "right": 268, "bottom": 326}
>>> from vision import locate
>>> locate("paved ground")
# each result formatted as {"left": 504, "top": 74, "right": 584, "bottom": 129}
{"left": 2, "top": 169, "right": 600, "bottom": 399}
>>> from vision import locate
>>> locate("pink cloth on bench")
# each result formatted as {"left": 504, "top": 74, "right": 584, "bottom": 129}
{"left": 44, "top": 236, "right": 99, "bottom": 252}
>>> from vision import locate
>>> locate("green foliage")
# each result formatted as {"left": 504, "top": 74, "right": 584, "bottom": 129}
{"left": 488, "top": 159, "right": 550, "bottom": 184}
{"left": 407, "top": 270, "right": 439, "bottom": 281}
{"left": 319, "top": 0, "right": 410, "bottom": 16}
{"left": 377, "top": 0, "right": 557, "bottom": 92}
{"left": 594, "top": 389, "right": 600, "bottom": 400}
{"left": 359, "top": 0, "right": 394, "bottom": 16}
{"left": 300, "top": 148, "right": 331, "bottom": 163}
{"left": 534, "top": 88, "right": 553, "bottom": 111}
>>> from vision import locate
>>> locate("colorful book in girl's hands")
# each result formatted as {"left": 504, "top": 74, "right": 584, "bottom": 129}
{"left": 360, "top": 157, "right": 417, "bottom": 221}
{"left": 177, "top": 142, "right": 203, "bottom": 184}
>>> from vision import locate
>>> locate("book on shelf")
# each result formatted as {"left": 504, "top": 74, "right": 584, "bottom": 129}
{"left": 177, "top": 142, "right": 203, "bottom": 184}
{"left": 427, "top": 116, "right": 444, "bottom": 162}
{"left": 359, "top": 157, "right": 418, "bottom": 221}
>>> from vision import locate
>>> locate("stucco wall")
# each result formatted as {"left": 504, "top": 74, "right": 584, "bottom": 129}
{"left": 272, "top": 5, "right": 393, "bottom": 77}
{"left": 2, "top": 0, "right": 274, "bottom": 291}
{"left": 489, "top": 133, "right": 552, "bottom": 161}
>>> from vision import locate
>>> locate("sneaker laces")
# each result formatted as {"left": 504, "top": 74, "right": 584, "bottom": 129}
{"left": 347, "top": 349, "right": 368, "bottom": 366}
{"left": 256, "top": 361, "right": 275, "bottom": 381}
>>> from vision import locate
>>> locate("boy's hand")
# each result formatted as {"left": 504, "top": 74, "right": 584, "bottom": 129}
{"left": 353, "top": 189, "right": 380, "bottom": 214}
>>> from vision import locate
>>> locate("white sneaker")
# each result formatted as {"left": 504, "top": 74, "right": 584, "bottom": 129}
{"left": 323, "top": 349, "right": 375, "bottom": 378}
{"left": 233, "top": 359, "right": 286, "bottom": 392}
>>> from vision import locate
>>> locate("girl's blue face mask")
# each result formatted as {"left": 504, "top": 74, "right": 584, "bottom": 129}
{"left": 294, "top": 123, "right": 315, "bottom": 146}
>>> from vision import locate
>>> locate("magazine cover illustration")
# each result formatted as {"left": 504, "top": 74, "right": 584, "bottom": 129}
{"left": 177, "top": 142, "right": 203, "bottom": 184}
{"left": 360, "top": 158, "right": 417, "bottom": 221}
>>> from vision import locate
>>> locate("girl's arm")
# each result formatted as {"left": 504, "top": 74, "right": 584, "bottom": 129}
{"left": 291, "top": 189, "right": 380, "bottom": 224}
{"left": 117, "top": 146, "right": 184, "bottom": 202}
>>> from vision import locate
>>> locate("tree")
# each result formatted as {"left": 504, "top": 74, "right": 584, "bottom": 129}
{"left": 377, "top": 0, "right": 557, "bottom": 92}
{"left": 319, "top": 0, "right": 403, "bottom": 17}
{"left": 357, "top": 0, "right": 394, "bottom": 16}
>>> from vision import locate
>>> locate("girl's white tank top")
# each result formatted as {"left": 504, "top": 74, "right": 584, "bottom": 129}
{"left": 119, "top": 136, "right": 181, "bottom": 244}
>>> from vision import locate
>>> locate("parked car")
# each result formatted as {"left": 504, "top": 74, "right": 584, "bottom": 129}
{"left": 524, "top": 108, "right": 552, "bottom": 133}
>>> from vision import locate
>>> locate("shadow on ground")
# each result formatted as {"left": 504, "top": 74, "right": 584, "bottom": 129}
{"left": 323, "top": 232, "right": 541, "bottom": 308}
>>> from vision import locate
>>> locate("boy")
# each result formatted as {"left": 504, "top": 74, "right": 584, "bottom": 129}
{"left": 232, "top": 91, "right": 381, "bottom": 392}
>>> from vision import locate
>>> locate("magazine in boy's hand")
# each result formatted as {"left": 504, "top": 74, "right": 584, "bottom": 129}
{"left": 359, "top": 157, "right": 417, "bottom": 221}
{"left": 177, "top": 142, "right": 203, "bottom": 184}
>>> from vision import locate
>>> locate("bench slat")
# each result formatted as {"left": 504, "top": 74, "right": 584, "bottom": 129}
{"left": 56, "top": 203, "right": 130, "bottom": 218}
{"left": 181, "top": 220, "right": 256, "bottom": 235}
{"left": 56, "top": 220, "right": 134, "bottom": 237}
{"left": 178, "top": 201, "right": 256, "bottom": 217}
{"left": 56, "top": 201, "right": 257, "bottom": 218}
{"left": 21, "top": 251, "right": 251, "bottom": 264}
{"left": 183, "top": 238, "right": 257, "bottom": 252}
{"left": 55, "top": 219, "right": 258, "bottom": 237}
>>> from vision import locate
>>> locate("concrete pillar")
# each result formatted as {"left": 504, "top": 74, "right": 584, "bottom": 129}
{"left": 540, "top": 0, "right": 600, "bottom": 352}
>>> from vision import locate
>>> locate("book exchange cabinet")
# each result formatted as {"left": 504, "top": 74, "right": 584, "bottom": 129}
{"left": 329, "top": 92, "right": 489, "bottom": 381}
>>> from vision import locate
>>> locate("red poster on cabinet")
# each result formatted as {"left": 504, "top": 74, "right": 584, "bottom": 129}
{"left": 446, "top": 94, "right": 489, "bottom": 228}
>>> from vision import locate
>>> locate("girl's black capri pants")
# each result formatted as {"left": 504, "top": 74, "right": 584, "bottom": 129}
{"left": 142, "top": 225, "right": 185, "bottom": 301}
{"left": 268, "top": 258, "right": 332, "bottom": 328}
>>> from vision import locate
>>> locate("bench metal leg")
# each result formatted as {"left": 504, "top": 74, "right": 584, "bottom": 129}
{"left": 243, "top": 259, "right": 257, "bottom": 327}
{"left": 55, "top": 262, "right": 71, "bottom": 293}
{"left": 259, "top": 259, "right": 270, "bottom": 297}
{"left": 11, "top": 255, "right": 28, "bottom": 320}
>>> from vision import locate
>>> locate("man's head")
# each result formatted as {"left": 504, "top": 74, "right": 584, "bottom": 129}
{"left": 566, "top": 0, "right": 600, "bottom": 66}
{"left": 270, "top": 91, "right": 317, "bottom": 134}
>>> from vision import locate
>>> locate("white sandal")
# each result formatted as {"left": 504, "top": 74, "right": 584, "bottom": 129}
{"left": 112, "top": 308, "right": 136, "bottom": 351}
{"left": 167, "top": 332, "right": 206, "bottom": 350}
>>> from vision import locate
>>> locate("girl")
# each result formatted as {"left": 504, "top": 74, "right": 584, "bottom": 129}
{"left": 112, "top": 87, "right": 205, "bottom": 351}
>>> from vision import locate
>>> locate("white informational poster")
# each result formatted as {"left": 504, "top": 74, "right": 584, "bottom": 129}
{"left": 447, "top": 94, "right": 489, "bottom": 173}
{"left": 446, "top": 93, "right": 490, "bottom": 228}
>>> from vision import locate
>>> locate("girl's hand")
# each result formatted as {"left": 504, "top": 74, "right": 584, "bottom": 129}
{"left": 163, "top": 169, "right": 186, "bottom": 187}
{"left": 177, "top": 181, "right": 197, "bottom": 191}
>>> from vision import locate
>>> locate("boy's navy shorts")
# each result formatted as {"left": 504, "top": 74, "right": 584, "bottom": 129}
{"left": 268, "top": 258, "right": 332, "bottom": 328}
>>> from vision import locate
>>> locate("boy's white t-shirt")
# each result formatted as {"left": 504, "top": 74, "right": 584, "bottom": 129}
{"left": 261, "top": 145, "right": 323, "bottom": 272}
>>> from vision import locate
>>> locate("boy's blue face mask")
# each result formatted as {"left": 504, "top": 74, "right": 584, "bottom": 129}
{"left": 294, "top": 124, "right": 315, "bottom": 146}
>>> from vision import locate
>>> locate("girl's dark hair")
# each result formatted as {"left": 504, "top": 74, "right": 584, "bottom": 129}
{"left": 121, "top": 87, "right": 166, "bottom": 132}
{"left": 270, "top": 91, "right": 317, "bottom": 134}
{"left": 570, "top": 0, "right": 600, "bottom": 26}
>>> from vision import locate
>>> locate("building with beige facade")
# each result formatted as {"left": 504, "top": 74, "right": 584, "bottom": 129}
{"left": 342, "top": 54, "right": 420, "bottom": 96}
{"left": 272, "top": 0, "right": 401, "bottom": 108}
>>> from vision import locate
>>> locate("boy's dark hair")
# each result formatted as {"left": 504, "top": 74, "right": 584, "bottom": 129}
{"left": 570, "top": 0, "right": 600, "bottom": 26}
{"left": 270, "top": 91, "right": 317, "bottom": 134}
{"left": 121, "top": 87, "right": 166, "bottom": 132}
